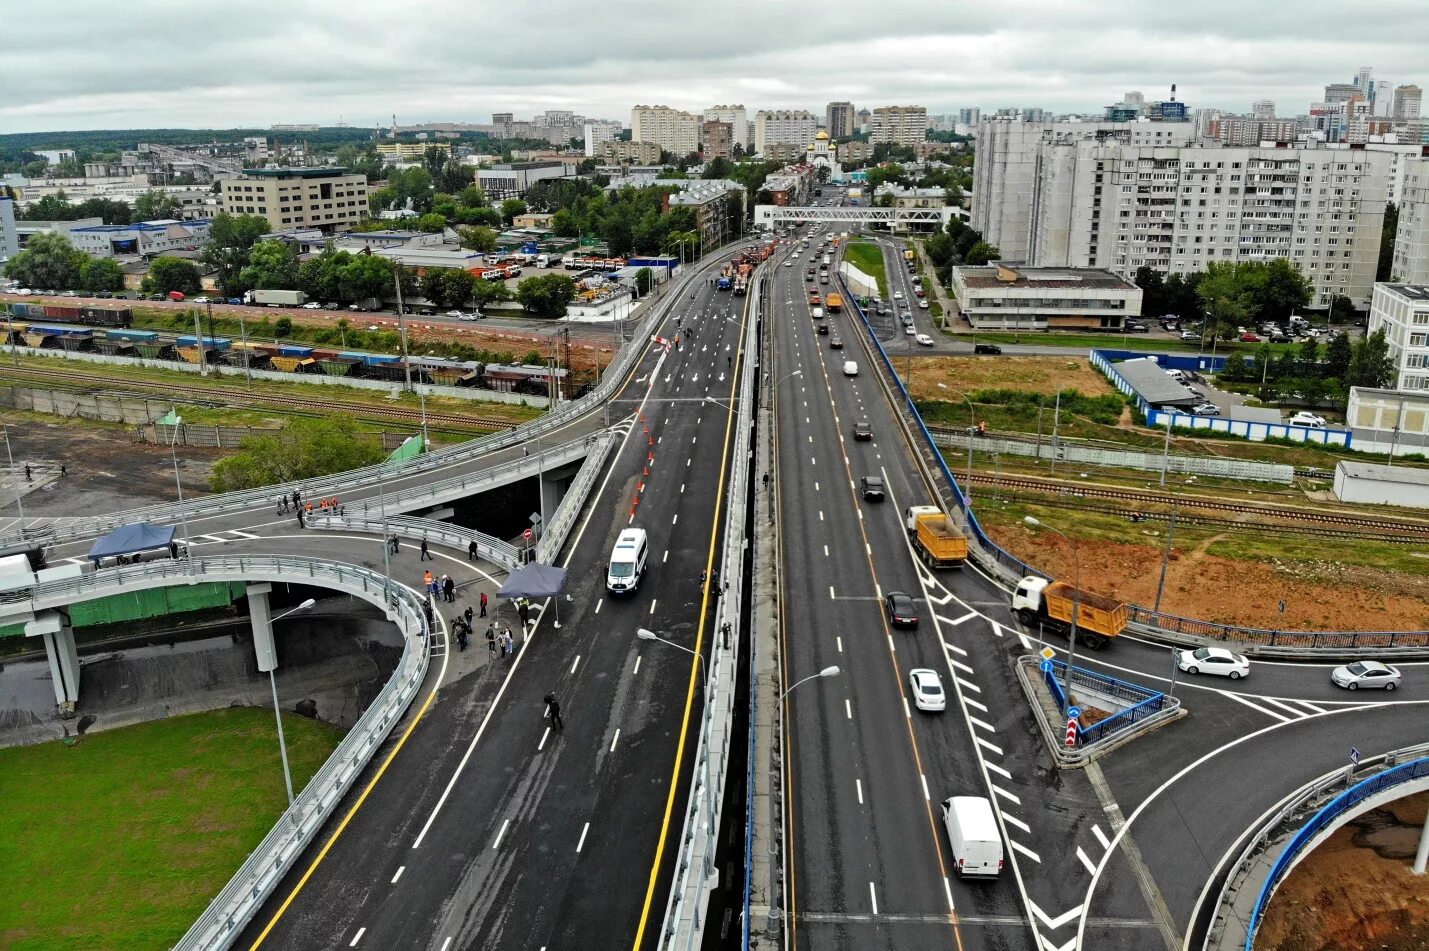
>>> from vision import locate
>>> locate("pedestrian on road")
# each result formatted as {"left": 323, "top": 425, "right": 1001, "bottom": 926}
{"left": 502, "top": 630, "right": 515, "bottom": 656}
{"left": 464, "top": 605, "right": 474, "bottom": 626}
{"left": 296, "top": 508, "right": 305, "bottom": 528}
{"left": 479, "top": 591, "right": 488, "bottom": 617}
{"left": 423, "top": 569, "right": 434, "bottom": 593}
{"left": 487, "top": 628, "right": 497, "bottom": 656}
{"left": 442, "top": 575, "right": 455, "bottom": 603}
{"left": 389, "top": 534, "right": 400, "bottom": 555}
{"left": 454, "top": 619, "right": 469, "bottom": 652}
{"left": 304, "top": 501, "right": 313, "bottom": 518}
{"left": 278, "top": 495, "right": 288, "bottom": 514}
{"left": 59, "top": 464, "right": 66, "bottom": 477}
{"left": 517, "top": 599, "right": 529, "bottom": 628}
{"left": 420, "top": 539, "right": 432, "bottom": 561}
{"left": 544, "top": 693, "right": 564, "bottom": 730}
{"left": 467, "top": 539, "right": 478, "bottom": 561}
{"left": 292, "top": 489, "right": 301, "bottom": 510}
{"left": 24, "top": 464, "right": 31, "bottom": 482}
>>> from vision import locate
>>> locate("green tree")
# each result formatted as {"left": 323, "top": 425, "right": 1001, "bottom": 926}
{"left": 635, "top": 267, "right": 653, "bottom": 295}
{"left": 470, "top": 278, "right": 513, "bottom": 308}
{"left": 237, "top": 239, "right": 300, "bottom": 293}
{"left": 1325, "top": 330, "right": 1353, "bottom": 381}
{"left": 458, "top": 225, "right": 498, "bottom": 252}
{"left": 19, "top": 192, "right": 77, "bottom": 221}
{"left": 500, "top": 197, "right": 528, "bottom": 225}
{"left": 132, "top": 189, "right": 183, "bottom": 220}
{"left": 299, "top": 246, "right": 347, "bottom": 302}
{"left": 1244, "top": 258, "right": 1311, "bottom": 324}
{"left": 201, "top": 213, "right": 271, "bottom": 295}
{"left": 74, "top": 197, "right": 133, "bottom": 224}
{"left": 337, "top": 254, "right": 395, "bottom": 303}
{"left": 1325, "top": 293, "right": 1353, "bottom": 327}
{"left": 1197, "top": 261, "right": 1254, "bottom": 341}
{"left": 1346, "top": 328, "right": 1396, "bottom": 389}
{"left": 143, "top": 256, "right": 202, "bottom": 295}
{"left": 420, "top": 268, "right": 476, "bottom": 309}
{"left": 274, "top": 316, "right": 294, "bottom": 337}
{"left": 515, "top": 273, "right": 576, "bottom": 317}
{"left": 1135, "top": 265, "right": 1166, "bottom": 317}
{"left": 458, "top": 185, "right": 488, "bottom": 208}
{"left": 702, "top": 157, "right": 733, "bottom": 180}
{"left": 79, "top": 257, "right": 126, "bottom": 293}
{"left": 1378, "top": 202, "right": 1398, "bottom": 282}
{"left": 2, "top": 232, "right": 87, "bottom": 289}
{"left": 550, "top": 208, "right": 578, "bottom": 238}
{"left": 1297, "top": 337, "right": 1322, "bottom": 377}
{"left": 210, "top": 418, "right": 386, "bottom": 491}
{"left": 963, "top": 241, "right": 1000, "bottom": 266}
{"left": 416, "top": 213, "right": 448, "bottom": 233}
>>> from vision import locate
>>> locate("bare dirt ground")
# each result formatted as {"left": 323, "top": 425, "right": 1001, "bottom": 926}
{"left": 905, "top": 356, "right": 1117, "bottom": 401}
{"left": 1258, "top": 792, "right": 1429, "bottom": 951}
{"left": 987, "top": 522, "right": 1429, "bottom": 632}
{"left": 2, "top": 414, "right": 222, "bottom": 516}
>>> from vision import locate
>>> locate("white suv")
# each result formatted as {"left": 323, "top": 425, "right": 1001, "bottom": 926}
{"left": 1288, "top": 411, "right": 1327, "bottom": 428}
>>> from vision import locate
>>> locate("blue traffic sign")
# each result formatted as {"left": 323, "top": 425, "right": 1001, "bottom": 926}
{"left": 1040, "top": 659, "right": 1053, "bottom": 674}
{"left": 1067, "top": 705, "right": 1082, "bottom": 719}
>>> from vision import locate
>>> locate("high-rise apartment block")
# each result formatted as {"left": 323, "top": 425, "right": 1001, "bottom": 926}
{"left": 631, "top": 105, "right": 702, "bottom": 157}
{"left": 825, "top": 101, "right": 856, "bottom": 139}
{"left": 869, "top": 106, "right": 928, "bottom": 146}
{"left": 972, "top": 118, "right": 1390, "bottom": 308}
{"left": 1367, "top": 282, "right": 1429, "bottom": 392}
{"left": 704, "top": 105, "right": 750, "bottom": 150}
{"left": 702, "top": 121, "right": 734, "bottom": 161}
{"left": 1393, "top": 156, "right": 1429, "bottom": 284}
{"left": 1252, "top": 100, "right": 1277, "bottom": 120}
{"left": 754, "top": 110, "right": 818, "bottom": 157}
{"left": 583, "top": 120, "right": 623, "bottom": 157}
{"left": 1394, "top": 85, "right": 1423, "bottom": 121}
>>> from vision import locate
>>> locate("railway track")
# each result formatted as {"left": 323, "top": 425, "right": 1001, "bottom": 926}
{"left": 0, "top": 365, "right": 520, "bottom": 433}
{"left": 967, "top": 472, "right": 1429, "bottom": 538}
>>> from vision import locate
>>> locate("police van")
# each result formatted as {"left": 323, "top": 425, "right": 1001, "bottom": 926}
{"left": 606, "top": 528, "right": 649, "bottom": 594}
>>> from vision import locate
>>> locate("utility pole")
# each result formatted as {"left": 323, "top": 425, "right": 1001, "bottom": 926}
{"left": 191, "top": 307, "right": 206, "bottom": 377}
{"left": 393, "top": 267, "right": 412, "bottom": 392}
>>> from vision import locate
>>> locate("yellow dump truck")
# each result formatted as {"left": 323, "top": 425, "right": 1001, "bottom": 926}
{"left": 1012, "top": 577, "right": 1127, "bottom": 648}
{"left": 904, "top": 505, "right": 969, "bottom": 569}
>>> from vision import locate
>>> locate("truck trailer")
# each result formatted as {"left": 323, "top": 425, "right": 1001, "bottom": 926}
{"left": 904, "top": 506, "right": 968, "bottom": 569}
{"left": 1012, "top": 576, "right": 1127, "bottom": 648}
{"left": 245, "top": 289, "right": 307, "bottom": 307}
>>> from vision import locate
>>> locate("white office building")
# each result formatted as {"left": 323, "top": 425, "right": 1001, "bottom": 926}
{"left": 1367, "top": 282, "right": 1429, "bottom": 392}
{"left": 704, "top": 105, "right": 751, "bottom": 150}
{"left": 631, "top": 105, "right": 702, "bottom": 157}
{"left": 973, "top": 119, "right": 1391, "bottom": 308}
{"left": 754, "top": 110, "right": 818, "bottom": 158}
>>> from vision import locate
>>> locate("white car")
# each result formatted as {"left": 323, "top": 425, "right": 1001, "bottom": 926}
{"left": 1176, "top": 647, "right": 1250, "bottom": 679}
{"left": 301, "top": 301, "right": 322, "bottom": 309}
{"left": 1288, "top": 411, "right": 1327, "bottom": 428}
{"left": 893, "top": 291, "right": 904, "bottom": 300}
{"left": 918, "top": 299, "right": 929, "bottom": 309}
{"left": 909, "top": 668, "right": 946, "bottom": 712}
{"left": 1331, "top": 660, "right": 1401, "bottom": 691}
{"left": 915, "top": 333, "right": 934, "bottom": 347}
{"left": 904, "top": 324, "right": 916, "bottom": 335}
{"left": 784, "top": 260, "right": 793, "bottom": 267}
{"left": 191, "top": 296, "right": 211, "bottom": 304}
{"left": 445, "top": 310, "right": 473, "bottom": 320}
{"left": 842, "top": 360, "right": 859, "bottom": 377}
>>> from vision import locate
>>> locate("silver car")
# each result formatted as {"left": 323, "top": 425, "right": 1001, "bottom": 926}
{"left": 1331, "top": 660, "right": 1401, "bottom": 691}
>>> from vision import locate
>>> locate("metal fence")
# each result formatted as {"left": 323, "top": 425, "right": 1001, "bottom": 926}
{"left": 308, "top": 513, "right": 522, "bottom": 571}
{"left": 2, "top": 556, "right": 432, "bottom": 951}
{"left": 536, "top": 431, "right": 615, "bottom": 565}
{"left": 1241, "top": 752, "right": 1429, "bottom": 950}
{"left": 1041, "top": 658, "right": 1169, "bottom": 746}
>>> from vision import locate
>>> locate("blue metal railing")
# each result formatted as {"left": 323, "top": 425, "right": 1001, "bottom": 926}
{"left": 1244, "top": 756, "right": 1429, "bottom": 949}
{"left": 1040, "top": 658, "right": 1167, "bottom": 746}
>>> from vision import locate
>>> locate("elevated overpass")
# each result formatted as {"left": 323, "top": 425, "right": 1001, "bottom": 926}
{"left": 753, "top": 203, "right": 956, "bottom": 230}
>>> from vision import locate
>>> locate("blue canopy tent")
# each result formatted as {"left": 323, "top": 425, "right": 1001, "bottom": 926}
{"left": 87, "top": 523, "right": 178, "bottom": 566}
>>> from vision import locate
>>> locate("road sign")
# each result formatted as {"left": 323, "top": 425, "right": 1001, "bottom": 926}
{"left": 1040, "top": 647, "right": 1056, "bottom": 661}
{"left": 1065, "top": 720, "right": 1078, "bottom": 747}
{"left": 522, "top": 528, "right": 533, "bottom": 541}
{"left": 1040, "top": 659, "right": 1053, "bottom": 674}
{"left": 1067, "top": 705, "right": 1082, "bottom": 720}
{"left": 1350, "top": 747, "right": 1361, "bottom": 766}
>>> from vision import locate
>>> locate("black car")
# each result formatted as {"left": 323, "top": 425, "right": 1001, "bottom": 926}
{"left": 853, "top": 420, "right": 872, "bottom": 441}
{"left": 860, "top": 475, "right": 884, "bottom": 501}
{"left": 1124, "top": 322, "right": 1149, "bottom": 333}
{"left": 973, "top": 343, "right": 1002, "bottom": 355}
{"left": 817, "top": 323, "right": 828, "bottom": 335}
{"left": 885, "top": 591, "right": 919, "bottom": 628}
{"left": 94, "top": 290, "right": 113, "bottom": 298}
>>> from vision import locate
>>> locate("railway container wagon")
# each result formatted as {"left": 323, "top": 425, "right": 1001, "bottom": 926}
{"left": 176, "top": 335, "right": 232, "bottom": 352}
{"left": 311, "top": 349, "right": 360, "bottom": 377}
{"left": 270, "top": 356, "right": 319, "bottom": 373}
{"left": 24, "top": 325, "right": 93, "bottom": 351}
{"left": 225, "top": 341, "right": 273, "bottom": 368}
{"left": 41, "top": 305, "right": 82, "bottom": 321}
{"left": 79, "top": 306, "right": 133, "bottom": 328}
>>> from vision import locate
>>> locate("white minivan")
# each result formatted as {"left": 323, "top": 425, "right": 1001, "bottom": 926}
{"left": 941, "top": 796, "right": 1003, "bottom": 878}
{"left": 606, "top": 528, "right": 649, "bottom": 594}
{"left": 843, "top": 361, "right": 859, "bottom": 377}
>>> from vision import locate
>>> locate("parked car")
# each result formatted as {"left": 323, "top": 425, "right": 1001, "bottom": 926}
{"left": 60, "top": 290, "right": 78, "bottom": 297}
{"left": 1192, "top": 402, "right": 1221, "bottom": 416}
{"left": 302, "top": 301, "right": 322, "bottom": 309}
{"left": 1331, "top": 660, "right": 1401, "bottom": 691}
{"left": 884, "top": 591, "right": 919, "bottom": 628}
{"left": 1180, "top": 331, "right": 1201, "bottom": 341}
{"left": 227, "top": 297, "right": 244, "bottom": 305}
{"left": 1288, "top": 411, "right": 1327, "bottom": 427}
{"left": 190, "top": 295, "right": 210, "bottom": 304}
{"left": 973, "top": 343, "right": 1002, "bottom": 355}
{"left": 1123, "top": 321, "right": 1149, "bottom": 333}
{"left": 915, "top": 333, "right": 934, "bottom": 347}
{"left": 94, "top": 290, "right": 113, "bottom": 298}
{"left": 1176, "top": 647, "right": 1250, "bottom": 679}
{"left": 908, "top": 668, "right": 946, "bottom": 712}
{"left": 1239, "top": 332, "right": 1260, "bottom": 342}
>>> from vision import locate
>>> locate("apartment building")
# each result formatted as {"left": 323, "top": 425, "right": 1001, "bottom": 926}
{"left": 631, "top": 105, "right": 702, "bottom": 157}
{"left": 703, "top": 105, "right": 750, "bottom": 150}
{"left": 971, "top": 118, "right": 1198, "bottom": 261}
{"left": 598, "top": 140, "right": 662, "bottom": 166}
{"left": 220, "top": 167, "right": 369, "bottom": 233}
{"left": 666, "top": 180, "right": 744, "bottom": 249}
{"left": 754, "top": 110, "right": 818, "bottom": 158}
{"left": 1394, "top": 155, "right": 1429, "bottom": 283}
{"left": 1393, "top": 85, "right": 1423, "bottom": 121}
{"left": 701, "top": 121, "right": 734, "bottom": 161}
{"left": 1368, "top": 282, "right": 1429, "bottom": 391}
{"left": 376, "top": 141, "right": 450, "bottom": 160}
{"left": 582, "top": 120, "right": 623, "bottom": 157}
{"left": 825, "top": 101, "right": 856, "bottom": 139}
{"left": 1020, "top": 137, "right": 1389, "bottom": 308}
{"left": 869, "top": 106, "right": 929, "bottom": 146}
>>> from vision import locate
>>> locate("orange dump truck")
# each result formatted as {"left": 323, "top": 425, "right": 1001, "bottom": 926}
{"left": 825, "top": 292, "right": 844, "bottom": 313}
{"left": 1012, "top": 577, "right": 1127, "bottom": 648}
{"left": 904, "top": 506, "right": 968, "bottom": 569}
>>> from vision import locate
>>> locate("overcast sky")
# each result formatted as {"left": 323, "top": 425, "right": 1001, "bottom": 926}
{"left": 5, "top": 0, "right": 1429, "bottom": 135}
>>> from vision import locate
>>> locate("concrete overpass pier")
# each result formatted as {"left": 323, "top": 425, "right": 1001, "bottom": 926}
{"left": 25, "top": 610, "right": 79, "bottom": 718}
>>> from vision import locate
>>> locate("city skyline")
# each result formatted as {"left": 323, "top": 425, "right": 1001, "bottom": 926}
{"left": 4, "top": 0, "right": 1429, "bottom": 134}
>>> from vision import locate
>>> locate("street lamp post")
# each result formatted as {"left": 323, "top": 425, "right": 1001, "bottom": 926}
{"left": 269, "top": 598, "right": 316, "bottom": 806}
{"left": 3, "top": 426, "right": 25, "bottom": 523}
{"left": 1153, "top": 479, "right": 1193, "bottom": 616}
{"left": 778, "top": 665, "right": 841, "bottom": 703}
{"left": 1024, "top": 516, "right": 1081, "bottom": 698}
{"left": 168, "top": 412, "right": 192, "bottom": 572}
{"left": 636, "top": 627, "right": 707, "bottom": 695}
{"left": 939, "top": 384, "right": 977, "bottom": 504}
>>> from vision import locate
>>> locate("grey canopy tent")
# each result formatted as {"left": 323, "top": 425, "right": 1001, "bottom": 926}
{"left": 498, "top": 562, "right": 568, "bottom": 629}
{"left": 87, "top": 523, "right": 178, "bottom": 566}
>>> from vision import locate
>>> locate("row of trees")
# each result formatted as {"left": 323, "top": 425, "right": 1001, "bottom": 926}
{"left": 924, "top": 217, "right": 999, "bottom": 280}
{"left": 16, "top": 188, "right": 186, "bottom": 225}
{"left": 2, "top": 233, "right": 127, "bottom": 292}
{"left": 1219, "top": 328, "right": 1396, "bottom": 404}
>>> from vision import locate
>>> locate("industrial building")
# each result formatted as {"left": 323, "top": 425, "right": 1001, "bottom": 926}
{"left": 220, "top": 167, "right": 370, "bottom": 234}
{"left": 68, "top": 219, "right": 212, "bottom": 258}
{"left": 476, "top": 161, "right": 574, "bottom": 199}
{"left": 1334, "top": 460, "right": 1429, "bottom": 508}
{"left": 950, "top": 263, "right": 1143, "bottom": 331}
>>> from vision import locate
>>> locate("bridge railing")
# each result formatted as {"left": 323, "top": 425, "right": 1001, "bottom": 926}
{"left": 4, "top": 556, "right": 432, "bottom": 951}
{"left": 536, "top": 431, "right": 616, "bottom": 565}
{"left": 308, "top": 513, "right": 522, "bottom": 571}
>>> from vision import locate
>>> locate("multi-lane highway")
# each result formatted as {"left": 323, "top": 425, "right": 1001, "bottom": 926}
{"left": 766, "top": 226, "right": 1429, "bottom": 951}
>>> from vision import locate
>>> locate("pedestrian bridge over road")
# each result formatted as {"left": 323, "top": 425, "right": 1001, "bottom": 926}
{"left": 753, "top": 203, "right": 957, "bottom": 230}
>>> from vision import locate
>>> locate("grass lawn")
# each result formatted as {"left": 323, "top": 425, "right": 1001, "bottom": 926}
{"left": 0, "top": 708, "right": 342, "bottom": 951}
{"left": 842, "top": 242, "right": 888, "bottom": 299}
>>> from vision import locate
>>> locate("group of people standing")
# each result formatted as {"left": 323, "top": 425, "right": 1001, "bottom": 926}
{"left": 281, "top": 489, "right": 342, "bottom": 527}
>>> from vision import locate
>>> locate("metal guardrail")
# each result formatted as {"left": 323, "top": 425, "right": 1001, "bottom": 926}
{"left": 1205, "top": 742, "right": 1429, "bottom": 951}
{"left": 839, "top": 280, "right": 1429, "bottom": 655}
{"left": 1040, "top": 658, "right": 1170, "bottom": 746}
{"left": 0, "top": 248, "right": 750, "bottom": 553}
{"left": 0, "top": 556, "right": 431, "bottom": 951}
{"left": 309, "top": 513, "right": 522, "bottom": 571}
{"left": 535, "top": 431, "right": 615, "bottom": 565}
{"left": 658, "top": 266, "right": 764, "bottom": 949}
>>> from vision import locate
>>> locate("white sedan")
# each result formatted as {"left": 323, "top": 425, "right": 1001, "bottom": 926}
{"left": 1331, "top": 660, "right": 1402, "bottom": 691}
{"left": 909, "top": 668, "right": 946, "bottom": 712}
{"left": 1176, "top": 647, "right": 1250, "bottom": 679}
{"left": 918, "top": 299, "right": 929, "bottom": 309}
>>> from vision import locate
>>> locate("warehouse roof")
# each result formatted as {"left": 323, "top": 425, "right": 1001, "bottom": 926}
{"left": 1112, "top": 357, "right": 1198, "bottom": 405}
{"left": 1337, "top": 461, "right": 1429, "bottom": 487}
{"left": 958, "top": 264, "right": 1137, "bottom": 291}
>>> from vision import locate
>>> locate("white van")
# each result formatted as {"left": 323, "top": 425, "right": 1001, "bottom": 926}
{"left": 941, "top": 796, "right": 1003, "bottom": 878}
{"left": 843, "top": 361, "right": 859, "bottom": 377}
{"left": 606, "top": 528, "right": 649, "bottom": 594}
